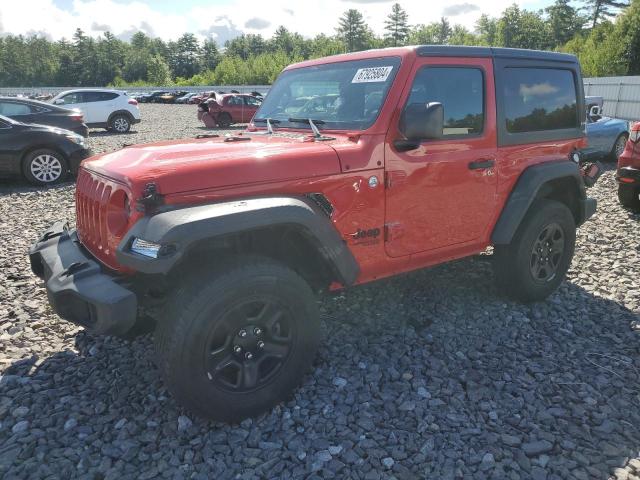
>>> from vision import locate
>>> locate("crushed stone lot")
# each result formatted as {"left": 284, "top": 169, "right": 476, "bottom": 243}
{"left": 1, "top": 104, "right": 640, "bottom": 479}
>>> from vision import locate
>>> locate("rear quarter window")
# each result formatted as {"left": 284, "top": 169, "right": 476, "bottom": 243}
{"left": 0, "top": 102, "right": 31, "bottom": 115}
{"left": 503, "top": 68, "right": 578, "bottom": 133}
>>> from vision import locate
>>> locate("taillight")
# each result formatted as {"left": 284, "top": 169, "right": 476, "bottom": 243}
{"left": 128, "top": 99, "right": 138, "bottom": 106}
{"left": 70, "top": 114, "right": 84, "bottom": 122}
{"left": 630, "top": 130, "right": 640, "bottom": 143}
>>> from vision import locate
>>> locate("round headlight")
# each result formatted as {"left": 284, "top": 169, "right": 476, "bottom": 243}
{"left": 107, "top": 190, "right": 130, "bottom": 236}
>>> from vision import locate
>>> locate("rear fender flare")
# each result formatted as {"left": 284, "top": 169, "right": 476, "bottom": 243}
{"left": 491, "top": 161, "right": 587, "bottom": 245}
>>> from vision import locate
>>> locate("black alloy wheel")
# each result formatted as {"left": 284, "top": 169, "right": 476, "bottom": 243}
{"left": 493, "top": 199, "right": 576, "bottom": 302}
{"left": 154, "top": 256, "right": 320, "bottom": 422}
{"left": 205, "top": 298, "right": 295, "bottom": 392}
{"left": 529, "top": 222, "right": 565, "bottom": 283}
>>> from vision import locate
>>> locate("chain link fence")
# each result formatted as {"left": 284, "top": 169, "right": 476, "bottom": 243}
{"left": 0, "top": 85, "right": 271, "bottom": 97}
{"left": 584, "top": 76, "right": 640, "bottom": 121}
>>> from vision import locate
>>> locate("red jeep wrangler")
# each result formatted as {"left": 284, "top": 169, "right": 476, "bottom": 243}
{"left": 617, "top": 121, "right": 640, "bottom": 212}
{"left": 30, "top": 46, "right": 596, "bottom": 421}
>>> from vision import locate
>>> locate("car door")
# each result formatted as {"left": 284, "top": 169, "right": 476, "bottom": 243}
{"left": 57, "top": 92, "right": 92, "bottom": 122}
{"left": 0, "top": 119, "right": 21, "bottom": 174}
{"left": 225, "top": 96, "right": 243, "bottom": 122}
{"left": 95, "top": 92, "right": 119, "bottom": 123}
{"left": 242, "top": 95, "right": 261, "bottom": 123}
{"left": 586, "top": 116, "right": 610, "bottom": 153}
{"left": 81, "top": 91, "right": 112, "bottom": 124}
{"left": 384, "top": 57, "right": 498, "bottom": 258}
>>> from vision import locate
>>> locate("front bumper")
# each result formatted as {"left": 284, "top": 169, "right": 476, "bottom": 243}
{"left": 617, "top": 167, "right": 640, "bottom": 186}
{"left": 29, "top": 222, "right": 137, "bottom": 336}
{"left": 72, "top": 125, "right": 90, "bottom": 138}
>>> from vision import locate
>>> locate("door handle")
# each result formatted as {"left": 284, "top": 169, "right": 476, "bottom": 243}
{"left": 468, "top": 159, "right": 495, "bottom": 170}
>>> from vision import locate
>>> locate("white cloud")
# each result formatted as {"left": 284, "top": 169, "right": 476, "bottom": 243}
{"left": 520, "top": 82, "right": 560, "bottom": 97}
{"left": 0, "top": 0, "right": 525, "bottom": 42}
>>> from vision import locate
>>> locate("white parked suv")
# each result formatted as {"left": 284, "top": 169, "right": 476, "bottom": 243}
{"left": 50, "top": 89, "right": 141, "bottom": 133}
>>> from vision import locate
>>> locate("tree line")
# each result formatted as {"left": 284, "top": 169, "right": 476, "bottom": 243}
{"left": 0, "top": 0, "right": 637, "bottom": 88}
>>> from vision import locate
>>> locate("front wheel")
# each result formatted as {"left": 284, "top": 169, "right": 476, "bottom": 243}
{"left": 493, "top": 199, "right": 576, "bottom": 302}
{"left": 22, "top": 149, "right": 68, "bottom": 185}
{"left": 154, "top": 257, "right": 320, "bottom": 422}
{"left": 618, "top": 184, "right": 640, "bottom": 212}
{"left": 217, "top": 112, "right": 232, "bottom": 128}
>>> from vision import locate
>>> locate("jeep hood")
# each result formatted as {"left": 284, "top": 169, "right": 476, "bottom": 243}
{"left": 82, "top": 134, "right": 343, "bottom": 194}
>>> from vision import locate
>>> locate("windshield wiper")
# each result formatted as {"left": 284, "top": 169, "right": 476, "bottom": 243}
{"left": 287, "top": 117, "right": 327, "bottom": 138}
{"left": 253, "top": 118, "right": 280, "bottom": 134}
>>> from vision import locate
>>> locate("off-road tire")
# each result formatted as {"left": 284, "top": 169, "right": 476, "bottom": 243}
{"left": 610, "top": 133, "right": 629, "bottom": 161}
{"left": 493, "top": 199, "right": 576, "bottom": 302}
{"left": 618, "top": 184, "right": 640, "bottom": 212}
{"left": 22, "top": 149, "right": 68, "bottom": 185}
{"left": 109, "top": 114, "right": 131, "bottom": 133}
{"left": 154, "top": 256, "right": 320, "bottom": 422}
{"left": 217, "top": 112, "right": 232, "bottom": 128}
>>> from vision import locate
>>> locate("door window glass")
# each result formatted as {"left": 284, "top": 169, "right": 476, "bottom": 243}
{"left": 244, "top": 96, "right": 261, "bottom": 107}
{"left": 60, "top": 92, "right": 84, "bottom": 105}
{"left": 0, "top": 102, "right": 31, "bottom": 115}
{"left": 503, "top": 68, "right": 578, "bottom": 133}
{"left": 406, "top": 67, "right": 484, "bottom": 136}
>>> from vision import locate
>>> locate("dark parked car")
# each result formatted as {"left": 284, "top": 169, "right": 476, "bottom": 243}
{"left": 137, "top": 91, "right": 171, "bottom": 103}
{"left": 197, "top": 93, "right": 262, "bottom": 127}
{"left": 0, "top": 97, "right": 89, "bottom": 137}
{"left": 0, "top": 114, "right": 91, "bottom": 185}
{"left": 176, "top": 93, "right": 198, "bottom": 104}
{"left": 158, "top": 91, "right": 188, "bottom": 104}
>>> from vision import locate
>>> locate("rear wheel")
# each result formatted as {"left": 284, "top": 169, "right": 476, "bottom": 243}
{"left": 22, "top": 149, "right": 68, "bottom": 185}
{"left": 109, "top": 114, "right": 131, "bottom": 133}
{"left": 611, "top": 133, "right": 628, "bottom": 161}
{"left": 618, "top": 184, "right": 640, "bottom": 212}
{"left": 154, "top": 257, "right": 320, "bottom": 422}
{"left": 217, "top": 112, "right": 232, "bottom": 128}
{"left": 493, "top": 199, "right": 576, "bottom": 302}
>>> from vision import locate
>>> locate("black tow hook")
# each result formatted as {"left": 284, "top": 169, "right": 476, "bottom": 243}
{"left": 40, "top": 224, "right": 68, "bottom": 243}
{"left": 62, "top": 261, "right": 89, "bottom": 277}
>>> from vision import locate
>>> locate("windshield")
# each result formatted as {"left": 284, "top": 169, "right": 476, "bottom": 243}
{"left": 254, "top": 57, "right": 401, "bottom": 131}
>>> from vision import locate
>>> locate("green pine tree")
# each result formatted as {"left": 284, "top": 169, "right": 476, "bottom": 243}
{"left": 384, "top": 3, "right": 411, "bottom": 46}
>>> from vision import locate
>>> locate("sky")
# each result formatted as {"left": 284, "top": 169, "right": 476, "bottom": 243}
{"left": 0, "top": 0, "right": 554, "bottom": 45}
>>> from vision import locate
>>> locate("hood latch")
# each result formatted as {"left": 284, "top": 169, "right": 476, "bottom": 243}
{"left": 136, "top": 182, "right": 164, "bottom": 212}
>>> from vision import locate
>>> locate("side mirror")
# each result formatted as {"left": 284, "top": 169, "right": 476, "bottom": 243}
{"left": 53, "top": 99, "right": 64, "bottom": 105}
{"left": 399, "top": 102, "right": 444, "bottom": 142}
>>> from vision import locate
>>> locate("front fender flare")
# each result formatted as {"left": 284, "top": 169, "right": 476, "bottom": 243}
{"left": 115, "top": 196, "right": 360, "bottom": 285}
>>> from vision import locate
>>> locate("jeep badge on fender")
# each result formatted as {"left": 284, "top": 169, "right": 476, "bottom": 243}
{"left": 29, "top": 46, "right": 596, "bottom": 422}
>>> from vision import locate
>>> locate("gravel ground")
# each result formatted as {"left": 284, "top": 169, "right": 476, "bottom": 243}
{"left": 1, "top": 104, "right": 640, "bottom": 479}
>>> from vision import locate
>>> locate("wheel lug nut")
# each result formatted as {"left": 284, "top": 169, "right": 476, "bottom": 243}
{"left": 257, "top": 341, "right": 265, "bottom": 349}
{"left": 245, "top": 352, "right": 253, "bottom": 360}
{"left": 254, "top": 327, "right": 262, "bottom": 336}
{"left": 238, "top": 329, "right": 247, "bottom": 338}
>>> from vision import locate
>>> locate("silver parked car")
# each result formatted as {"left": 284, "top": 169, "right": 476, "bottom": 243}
{"left": 585, "top": 96, "right": 630, "bottom": 160}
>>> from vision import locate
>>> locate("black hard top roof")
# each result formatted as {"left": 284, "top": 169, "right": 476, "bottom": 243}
{"left": 416, "top": 45, "right": 577, "bottom": 63}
